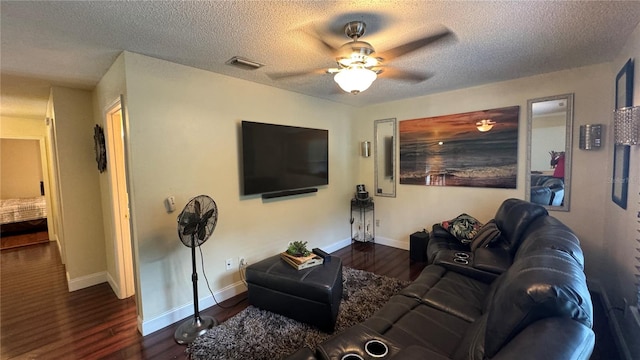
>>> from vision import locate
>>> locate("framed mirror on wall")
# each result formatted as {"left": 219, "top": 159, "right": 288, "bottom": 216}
{"left": 374, "top": 118, "right": 396, "bottom": 197}
{"left": 526, "top": 94, "right": 574, "bottom": 211}
{"left": 612, "top": 58, "right": 633, "bottom": 209}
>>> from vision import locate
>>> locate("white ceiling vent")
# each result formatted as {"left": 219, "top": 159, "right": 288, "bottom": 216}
{"left": 225, "top": 56, "right": 264, "bottom": 70}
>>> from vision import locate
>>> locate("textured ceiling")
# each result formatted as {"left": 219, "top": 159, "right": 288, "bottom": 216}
{"left": 2, "top": 1, "right": 640, "bottom": 119}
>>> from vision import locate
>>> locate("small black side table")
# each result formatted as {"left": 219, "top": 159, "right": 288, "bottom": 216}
{"left": 350, "top": 198, "right": 374, "bottom": 243}
{"left": 410, "top": 230, "right": 429, "bottom": 262}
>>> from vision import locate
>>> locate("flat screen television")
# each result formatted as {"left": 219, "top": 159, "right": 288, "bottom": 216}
{"left": 241, "top": 121, "right": 328, "bottom": 196}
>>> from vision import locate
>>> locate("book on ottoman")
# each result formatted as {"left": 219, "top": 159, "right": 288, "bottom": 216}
{"left": 280, "top": 252, "right": 324, "bottom": 270}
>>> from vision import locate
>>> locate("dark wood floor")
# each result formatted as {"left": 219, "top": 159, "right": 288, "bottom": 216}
{"left": 0, "top": 240, "right": 618, "bottom": 359}
{"left": 0, "top": 240, "right": 423, "bottom": 359}
{"left": 0, "top": 230, "right": 49, "bottom": 250}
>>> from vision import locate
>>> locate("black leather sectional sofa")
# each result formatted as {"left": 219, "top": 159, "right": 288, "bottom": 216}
{"left": 288, "top": 198, "right": 594, "bottom": 360}
{"left": 530, "top": 174, "right": 565, "bottom": 206}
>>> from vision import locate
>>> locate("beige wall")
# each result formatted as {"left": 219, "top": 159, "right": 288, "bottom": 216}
{"left": 530, "top": 113, "right": 566, "bottom": 172}
{"left": 50, "top": 86, "right": 107, "bottom": 283}
{"left": 354, "top": 63, "right": 611, "bottom": 280}
{"left": 118, "top": 52, "right": 356, "bottom": 324}
{"left": 1, "top": 138, "right": 42, "bottom": 198}
{"left": 0, "top": 116, "right": 46, "bottom": 137}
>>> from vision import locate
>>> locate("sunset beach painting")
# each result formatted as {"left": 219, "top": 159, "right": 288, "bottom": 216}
{"left": 399, "top": 106, "right": 519, "bottom": 188}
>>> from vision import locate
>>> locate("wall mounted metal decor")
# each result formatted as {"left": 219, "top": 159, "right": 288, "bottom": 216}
{"left": 94, "top": 124, "right": 107, "bottom": 173}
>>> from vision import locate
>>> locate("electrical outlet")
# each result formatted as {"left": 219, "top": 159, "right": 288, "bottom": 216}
{"left": 225, "top": 258, "right": 233, "bottom": 271}
{"left": 376, "top": 219, "right": 380, "bottom": 227}
{"left": 238, "top": 256, "right": 247, "bottom": 268}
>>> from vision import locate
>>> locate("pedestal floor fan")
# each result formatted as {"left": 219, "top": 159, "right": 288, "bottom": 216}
{"left": 174, "top": 195, "right": 219, "bottom": 344}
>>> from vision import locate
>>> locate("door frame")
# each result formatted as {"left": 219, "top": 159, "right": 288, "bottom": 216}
{"left": 1, "top": 133, "right": 59, "bottom": 255}
{"left": 104, "top": 97, "right": 135, "bottom": 299}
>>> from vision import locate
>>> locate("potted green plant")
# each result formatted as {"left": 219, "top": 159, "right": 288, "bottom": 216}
{"left": 286, "top": 241, "right": 311, "bottom": 257}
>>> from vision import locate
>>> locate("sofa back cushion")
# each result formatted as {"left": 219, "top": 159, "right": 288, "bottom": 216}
{"left": 493, "top": 198, "right": 547, "bottom": 255}
{"left": 483, "top": 250, "right": 593, "bottom": 358}
{"left": 515, "top": 216, "right": 584, "bottom": 269}
{"left": 470, "top": 220, "right": 502, "bottom": 251}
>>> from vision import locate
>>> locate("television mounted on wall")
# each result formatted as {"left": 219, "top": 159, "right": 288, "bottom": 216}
{"left": 241, "top": 121, "right": 328, "bottom": 197}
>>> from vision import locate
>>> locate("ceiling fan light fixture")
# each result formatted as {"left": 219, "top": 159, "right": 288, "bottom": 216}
{"left": 476, "top": 119, "right": 495, "bottom": 132}
{"left": 334, "top": 66, "right": 377, "bottom": 94}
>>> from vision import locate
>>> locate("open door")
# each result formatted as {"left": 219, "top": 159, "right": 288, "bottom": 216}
{"left": 105, "top": 98, "right": 135, "bottom": 299}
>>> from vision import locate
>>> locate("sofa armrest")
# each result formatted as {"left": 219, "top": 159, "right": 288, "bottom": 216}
{"left": 432, "top": 250, "right": 498, "bottom": 283}
{"left": 315, "top": 324, "right": 404, "bottom": 360}
{"left": 389, "top": 345, "right": 449, "bottom": 360}
{"left": 490, "top": 318, "right": 595, "bottom": 360}
{"left": 473, "top": 247, "right": 511, "bottom": 274}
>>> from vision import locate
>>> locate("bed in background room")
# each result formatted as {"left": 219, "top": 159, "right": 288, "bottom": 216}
{"left": 0, "top": 196, "right": 48, "bottom": 236}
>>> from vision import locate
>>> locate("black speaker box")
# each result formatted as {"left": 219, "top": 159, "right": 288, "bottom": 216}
{"left": 410, "top": 230, "right": 429, "bottom": 262}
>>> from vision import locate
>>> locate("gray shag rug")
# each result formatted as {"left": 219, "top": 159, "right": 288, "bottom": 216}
{"left": 187, "top": 267, "right": 409, "bottom": 360}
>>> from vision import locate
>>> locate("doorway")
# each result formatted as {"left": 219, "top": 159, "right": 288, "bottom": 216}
{"left": 0, "top": 137, "right": 50, "bottom": 250}
{"left": 105, "top": 98, "right": 135, "bottom": 299}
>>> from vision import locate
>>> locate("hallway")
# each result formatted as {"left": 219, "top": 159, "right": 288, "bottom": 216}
{"left": 0, "top": 242, "right": 139, "bottom": 359}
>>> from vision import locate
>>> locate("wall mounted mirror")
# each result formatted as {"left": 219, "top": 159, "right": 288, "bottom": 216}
{"left": 526, "top": 93, "right": 574, "bottom": 211}
{"left": 374, "top": 118, "right": 396, "bottom": 197}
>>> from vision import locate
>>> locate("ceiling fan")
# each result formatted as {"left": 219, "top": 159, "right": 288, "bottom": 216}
{"left": 270, "top": 20, "right": 453, "bottom": 94}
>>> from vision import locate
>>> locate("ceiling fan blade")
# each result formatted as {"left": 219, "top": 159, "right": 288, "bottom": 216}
{"left": 297, "top": 24, "right": 340, "bottom": 57}
{"left": 267, "top": 69, "right": 327, "bottom": 81}
{"left": 379, "top": 67, "right": 432, "bottom": 83}
{"left": 380, "top": 28, "right": 453, "bottom": 61}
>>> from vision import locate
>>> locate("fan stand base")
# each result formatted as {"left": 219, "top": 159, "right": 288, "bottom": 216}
{"left": 174, "top": 315, "right": 218, "bottom": 345}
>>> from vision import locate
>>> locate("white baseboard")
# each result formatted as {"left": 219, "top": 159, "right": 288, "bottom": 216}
{"left": 106, "top": 271, "right": 123, "bottom": 299}
{"left": 139, "top": 280, "right": 247, "bottom": 336}
{"left": 374, "top": 236, "right": 408, "bottom": 250}
{"left": 67, "top": 271, "right": 107, "bottom": 292}
{"left": 51, "top": 235, "right": 65, "bottom": 264}
{"left": 322, "top": 237, "right": 407, "bottom": 253}
{"left": 587, "top": 280, "right": 632, "bottom": 360}
{"left": 322, "top": 238, "right": 351, "bottom": 253}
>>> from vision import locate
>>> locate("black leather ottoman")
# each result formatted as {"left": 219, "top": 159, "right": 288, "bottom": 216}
{"left": 246, "top": 254, "right": 343, "bottom": 332}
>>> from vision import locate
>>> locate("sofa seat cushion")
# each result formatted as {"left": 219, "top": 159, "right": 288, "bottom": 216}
{"left": 362, "top": 294, "right": 471, "bottom": 357}
{"left": 396, "top": 265, "right": 490, "bottom": 323}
